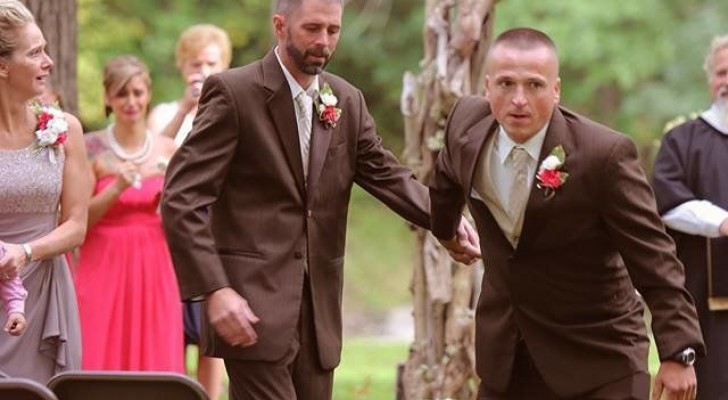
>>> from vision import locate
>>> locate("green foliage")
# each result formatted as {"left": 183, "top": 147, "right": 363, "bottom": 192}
{"left": 494, "top": 0, "right": 728, "bottom": 146}
{"left": 344, "top": 186, "right": 415, "bottom": 312}
{"left": 78, "top": 0, "right": 273, "bottom": 129}
{"left": 77, "top": 0, "right": 424, "bottom": 152}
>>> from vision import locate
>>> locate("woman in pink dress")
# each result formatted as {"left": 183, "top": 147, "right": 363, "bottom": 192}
{"left": 75, "top": 55, "right": 183, "bottom": 372}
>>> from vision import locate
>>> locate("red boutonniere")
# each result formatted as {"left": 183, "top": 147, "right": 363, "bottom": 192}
{"left": 536, "top": 145, "right": 568, "bottom": 198}
{"left": 31, "top": 100, "right": 68, "bottom": 164}
{"left": 316, "top": 82, "right": 342, "bottom": 128}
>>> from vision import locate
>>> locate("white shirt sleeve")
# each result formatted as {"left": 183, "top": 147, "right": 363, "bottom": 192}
{"left": 662, "top": 200, "right": 728, "bottom": 237}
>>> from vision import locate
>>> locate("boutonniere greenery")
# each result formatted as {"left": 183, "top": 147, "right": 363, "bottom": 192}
{"left": 31, "top": 100, "right": 68, "bottom": 164}
{"left": 316, "top": 82, "right": 342, "bottom": 128}
{"left": 536, "top": 145, "right": 568, "bottom": 198}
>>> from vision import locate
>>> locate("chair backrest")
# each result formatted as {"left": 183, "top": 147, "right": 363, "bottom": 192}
{"left": 47, "top": 371, "right": 208, "bottom": 400}
{"left": 0, "top": 377, "right": 59, "bottom": 400}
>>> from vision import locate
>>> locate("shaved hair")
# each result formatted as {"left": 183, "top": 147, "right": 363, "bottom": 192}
{"left": 275, "top": 0, "right": 342, "bottom": 16}
{"left": 488, "top": 27, "right": 560, "bottom": 74}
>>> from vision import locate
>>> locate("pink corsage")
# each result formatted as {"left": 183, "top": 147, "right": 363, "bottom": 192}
{"left": 316, "top": 82, "right": 342, "bottom": 128}
{"left": 536, "top": 145, "right": 568, "bottom": 198}
{"left": 31, "top": 101, "right": 68, "bottom": 164}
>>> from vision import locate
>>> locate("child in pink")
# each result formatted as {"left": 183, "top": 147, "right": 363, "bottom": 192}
{"left": 0, "top": 243, "right": 27, "bottom": 336}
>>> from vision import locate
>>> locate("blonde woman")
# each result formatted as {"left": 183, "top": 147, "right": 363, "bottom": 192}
{"left": 0, "top": 0, "right": 89, "bottom": 382}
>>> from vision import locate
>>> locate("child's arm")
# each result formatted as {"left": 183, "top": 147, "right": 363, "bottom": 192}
{"left": 0, "top": 277, "right": 27, "bottom": 315}
{"left": 0, "top": 278, "right": 28, "bottom": 335}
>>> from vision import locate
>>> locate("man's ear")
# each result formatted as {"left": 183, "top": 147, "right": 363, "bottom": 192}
{"left": 272, "top": 14, "right": 285, "bottom": 38}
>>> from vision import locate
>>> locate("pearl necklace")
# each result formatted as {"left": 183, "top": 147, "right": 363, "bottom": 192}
{"left": 106, "top": 124, "right": 152, "bottom": 165}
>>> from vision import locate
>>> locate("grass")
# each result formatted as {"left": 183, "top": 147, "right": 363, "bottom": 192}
{"left": 343, "top": 186, "right": 417, "bottom": 313}
{"left": 334, "top": 338, "right": 409, "bottom": 400}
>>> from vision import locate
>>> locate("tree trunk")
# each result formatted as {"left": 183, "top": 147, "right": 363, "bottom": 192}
{"left": 401, "top": 1, "right": 499, "bottom": 398}
{"left": 22, "top": 0, "right": 78, "bottom": 115}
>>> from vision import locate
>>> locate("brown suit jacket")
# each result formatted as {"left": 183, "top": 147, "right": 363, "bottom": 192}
{"left": 429, "top": 96, "right": 705, "bottom": 397}
{"left": 161, "top": 50, "right": 430, "bottom": 369}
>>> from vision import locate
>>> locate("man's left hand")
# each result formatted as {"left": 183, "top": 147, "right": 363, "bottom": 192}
{"left": 651, "top": 361, "right": 697, "bottom": 400}
{"left": 438, "top": 217, "right": 481, "bottom": 265}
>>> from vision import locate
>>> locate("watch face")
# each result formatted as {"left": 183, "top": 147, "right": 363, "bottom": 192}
{"left": 679, "top": 348, "right": 696, "bottom": 366}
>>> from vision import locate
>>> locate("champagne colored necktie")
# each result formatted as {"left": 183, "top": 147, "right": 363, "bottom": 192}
{"left": 295, "top": 91, "right": 312, "bottom": 178}
{"left": 508, "top": 147, "right": 530, "bottom": 220}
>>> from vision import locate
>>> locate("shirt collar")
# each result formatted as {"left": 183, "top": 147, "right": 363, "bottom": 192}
{"left": 275, "top": 46, "right": 319, "bottom": 100}
{"left": 701, "top": 102, "right": 728, "bottom": 135}
{"left": 494, "top": 123, "right": 549, "bottom": 164}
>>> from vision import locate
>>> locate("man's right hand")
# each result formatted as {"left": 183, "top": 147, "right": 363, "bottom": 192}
{"left": 205, "top": 287, "right": 260, "bottom": 347}
{"left": 438, "top": 216, "right": 482, "bottom": 265}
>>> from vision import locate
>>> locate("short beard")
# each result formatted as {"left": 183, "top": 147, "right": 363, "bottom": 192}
{"left": 285, "top": 38, "right": 331, "bottom": 76}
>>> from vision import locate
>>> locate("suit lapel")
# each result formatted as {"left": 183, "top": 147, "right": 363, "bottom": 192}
{"left": 461, "top": 116, "right": 498, "bottom": 194}
{"left": 460, "top": 116, "right": 518, "bottom": 249}
{"left": 518, "top": 108, "right": 569, "bottom": 249}
{"left": 263, "top": 51, "right": 306, "bottom": 197}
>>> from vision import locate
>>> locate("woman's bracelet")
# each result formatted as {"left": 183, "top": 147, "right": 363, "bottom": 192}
{"left": 22, "top": 243, "right": 33, "bottom": 263}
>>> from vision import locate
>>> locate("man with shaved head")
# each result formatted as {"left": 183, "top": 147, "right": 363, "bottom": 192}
{"left": 430, "top": 27, "right": 704, "bottom": 399}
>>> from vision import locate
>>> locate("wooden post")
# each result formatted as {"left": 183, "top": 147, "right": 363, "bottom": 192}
{"left": 400, "top": 1, "right": 499, "bottom": 398}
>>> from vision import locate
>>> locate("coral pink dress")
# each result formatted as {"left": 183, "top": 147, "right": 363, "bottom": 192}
{"left": 75, "top": 175, "right": 183, "bottom": 372}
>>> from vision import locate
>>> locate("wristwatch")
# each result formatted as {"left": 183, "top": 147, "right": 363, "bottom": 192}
{"left": 671, "top": 347, "right": 696, "bottom": 366}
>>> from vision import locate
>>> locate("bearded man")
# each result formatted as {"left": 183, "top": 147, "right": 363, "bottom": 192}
{"left": 653, "top": 33, "right": 728, "bottom": 400}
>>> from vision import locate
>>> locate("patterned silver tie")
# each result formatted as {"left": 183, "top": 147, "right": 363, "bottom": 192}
{"left": 294, "top": 91, "right": 313, "bottom": 178}
{"left": 508, "top": 147, "right": 530, "bottom": 220}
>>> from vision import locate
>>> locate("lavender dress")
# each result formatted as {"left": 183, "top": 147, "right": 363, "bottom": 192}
{"left": 0, "top": 144, "right": 81, "bottom": 383}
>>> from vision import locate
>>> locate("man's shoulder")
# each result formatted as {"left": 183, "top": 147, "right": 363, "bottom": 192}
{"left": 453, "top": 96, "right": 491, "bottom": 118}
{"left": 664, "top": 116, "right": 709, "bottom": 140}
{"left": 216, "top": 60, "right": 263, "bottom": 83}
{"left": 319, "top": 72, "right": 360, "bottom": 97}
{"left": 558, "top": 106, "right": 629, "bottom": 145}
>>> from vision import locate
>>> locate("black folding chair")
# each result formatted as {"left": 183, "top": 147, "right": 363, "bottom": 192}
{"left": 0, "top": 377, "right": 59, "bottom": 400}
{"left": 47, "top": 371, "right": 208, "bottom": 400}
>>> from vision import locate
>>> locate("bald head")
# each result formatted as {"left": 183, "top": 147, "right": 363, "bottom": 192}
{"left": 276, "top": 0, "right": 343, "bottom": 16}
{"left": 487, "top": 27, "right": 560, "bottom": 76}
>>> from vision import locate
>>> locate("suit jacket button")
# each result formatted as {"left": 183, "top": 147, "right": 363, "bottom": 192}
{"left": 294, "top": 251, "right": 304, "bottom": 259}
{"left": 306, "top": 210, "right": 313, "bottom": 218}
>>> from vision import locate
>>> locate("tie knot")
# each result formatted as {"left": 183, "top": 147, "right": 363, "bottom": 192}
{"left": 295, "top": 91, "right": 309, "bottom": 109}
{"left": 511, "top": 147, "right": 529, "bottom": 164}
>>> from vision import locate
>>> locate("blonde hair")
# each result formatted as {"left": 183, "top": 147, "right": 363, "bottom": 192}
{"left": 103, "top": 55, "right": 151, "bottom": 116}
{"left": 0, "top": 0, "right": 34, "bottom": 58}
{"left": 704, "top": 34, "right": 728, "bottom": 81}
{"left": 175, "top": 24, "right": 232, "bottom": 70}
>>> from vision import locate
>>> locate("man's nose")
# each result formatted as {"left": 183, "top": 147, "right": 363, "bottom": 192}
{"left": 512, "top": 86, "right": 527, "bottom": 106}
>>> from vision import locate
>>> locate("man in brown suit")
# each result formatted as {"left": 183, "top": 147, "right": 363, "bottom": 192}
{"left": 161, "top": 0, "right": 479, "bottom": 399}
{"left": 430, "top": 28, "right": 705, "bottom": 400}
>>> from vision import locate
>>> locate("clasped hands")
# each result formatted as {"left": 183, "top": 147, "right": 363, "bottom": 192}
{"left": 437, "top": 217, "right": 482, "bottom": 265}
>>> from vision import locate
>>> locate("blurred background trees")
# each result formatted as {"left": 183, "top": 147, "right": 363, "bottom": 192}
{"left": 73, "top": 0, "right": 728, "bottom": 151}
